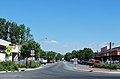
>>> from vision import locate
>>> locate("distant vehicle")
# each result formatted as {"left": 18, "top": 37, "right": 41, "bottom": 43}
{"left": 38, "top": 58, "right": 47, "bottom": 64}
{"left": 70, "top": 58, "right": 79, "bottom": 64}
{"left": 88, "top": 59, "right": 101, "bottom": 65}
{"left": 48, "top": 60, "right": 55, "bottom": 63}
{"left": 81, "top": 60, "right": 89, "bottom": 65}
{"left": 42, "top": 60, "right": 47, "bottom": 64}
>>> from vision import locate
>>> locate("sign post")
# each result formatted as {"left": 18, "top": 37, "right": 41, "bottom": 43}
{"left": 30, "top": 50, "right": 35, "bottom": 68}
{"left": 73, "top": 58, "right": 78, "bottom": 67}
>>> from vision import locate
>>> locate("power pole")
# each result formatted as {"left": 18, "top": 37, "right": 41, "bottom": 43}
{"left": 109, "top": 42, "right": 112, "bottom": 71}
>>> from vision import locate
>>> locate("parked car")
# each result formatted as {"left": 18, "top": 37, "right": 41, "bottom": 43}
{"left": 37, "top": 58, "right": 47, "bottom": 64}
{"left": 81, "top": 60, "right": 89, "bottom": 65}
{"left": 88, "top": 59, "right": 101, "bottom": 65}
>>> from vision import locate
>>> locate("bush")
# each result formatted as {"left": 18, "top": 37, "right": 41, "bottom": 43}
{"left": 0, "top": 64, "right": 4, "bottom": 71}
{"left": 93, "top": 64, "right": 120, "bottom": 70}
{"left": 0, "top": 61, "right": 19, "bottom": 71}
{"left": 117, "top": 64, "right": 120, "bottom": 69}
{"left": 30, "top": 61, "right": 41, "bottom": 68}
{"left": 18, "top": 61, "right": 41, "bottom": 68}
{"left": 18, "top": 62, "right": 26, "bottom": 68}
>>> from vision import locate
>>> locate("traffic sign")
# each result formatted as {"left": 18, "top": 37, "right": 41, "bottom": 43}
{"left": 31, "top": 50, "right": 35, "bottom": 56}
{"left": 5, "top": 46, "right": 12, "bottom": 55}
{"left": 73, "top": 58, "right": 78, "bottom": 65}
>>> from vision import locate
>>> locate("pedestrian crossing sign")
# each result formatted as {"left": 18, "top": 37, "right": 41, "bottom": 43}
{"left": 5, "top": 46, "right": 12, "bottom": 55}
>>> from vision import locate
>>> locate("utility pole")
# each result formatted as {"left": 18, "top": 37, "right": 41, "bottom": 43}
{"left": 109, "top": 42, "right": 112, "bottom": 71}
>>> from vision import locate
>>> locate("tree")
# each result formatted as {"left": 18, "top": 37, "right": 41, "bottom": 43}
{"left": 39, "top": 51, "right": 47, "bottom": 59}
{"left": 34, "top": 44, "right": 46, "bottom": 59}
{"left": 20, "top": 40, "right": 42, "bottom": 59}
{"left": 56, "top": 53, "right": 63, "bottom": 61}
{"left": 0, "top": 18, "right": 33, "bottom": 44}
{"left": 64, "top": 52, "right": 72, "bottom": 61}
{"left": 64, "top": 48, "right": 94, "bottom": 61}
{"left": 0, "top": 18, "right": 9, "bottom": 40}
{"left": 46, "top": 51, "right": 56, "bottom": 61}
{"left": 83, "top": 48, "right": 94, "bottom": 60}
{"left": 71, "top": 50, "right": 78, "bottom": 58}
{"left": 25, "top": 27, "right": 33, "bottom": 42}
{"left": 77, "top": 50, "right": 84, "bottom": 60}
{"left": 19, "top": 24, "right": 26, "bottom": 44}
{"left": 9, "top": 22, "right": 21, "bottom": 43}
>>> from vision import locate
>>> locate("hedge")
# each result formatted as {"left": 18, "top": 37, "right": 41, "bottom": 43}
{"left": 93, "top": 64, "right": 120, "bottom": 70}
{"left": 0, "top": 61, "right": 41, "bottom": 71}
{"left": 0, "top": 61, "right": 19, "bottom": 71}
{"left": 18, "top": 61, "right": 41, "bottom": 68}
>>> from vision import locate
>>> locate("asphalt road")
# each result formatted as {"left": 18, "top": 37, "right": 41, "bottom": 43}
{"left": 0, "top": 62, "right": 120, "bottom": 79}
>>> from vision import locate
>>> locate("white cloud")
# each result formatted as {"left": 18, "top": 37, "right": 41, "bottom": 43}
{"left": 45, "top": 40, "right": 58, "bottom": 44}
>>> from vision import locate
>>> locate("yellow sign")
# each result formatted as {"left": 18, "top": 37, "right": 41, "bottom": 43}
{"left": 5, "top": 46, "right": 12, "bottom": 55}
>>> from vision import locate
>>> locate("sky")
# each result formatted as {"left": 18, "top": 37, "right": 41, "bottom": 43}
{"left": 0, "top": 0, "right": 120, "bottom": 54}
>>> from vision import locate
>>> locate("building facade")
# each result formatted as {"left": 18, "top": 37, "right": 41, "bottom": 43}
{"left": 0, "top": 39, "right": 21, "bottom": 62}
{"left": 0, "top": 39, "right": 11, "bottom": 61}
{"left": 95, "top": 46, "right": 120, "bottom": 62}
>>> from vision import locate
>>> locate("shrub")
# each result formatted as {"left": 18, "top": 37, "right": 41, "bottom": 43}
{"left": 94, "top": 64, "right": 120, "bottom": 70}
{"left": 18, "top": 61, "right": 41, "bottom": 68}
{"left": 30, "top": 61, "right": 41, "bottom": 68}
{"left": 0, "top": 61, "right": 19, "bottom": 71}
{"left": 117, "top": 64, "right": 120, "bottom": 69}
{"left": 0, "top": 64, "right": 4, "bottom": 71}
{"left": 18, "top": 62, "right": 26, "bottom": 68}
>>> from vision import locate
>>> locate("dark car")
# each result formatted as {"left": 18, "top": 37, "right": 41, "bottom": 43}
{"left": 81, "top": 60, "right": 89, "bottom": 65}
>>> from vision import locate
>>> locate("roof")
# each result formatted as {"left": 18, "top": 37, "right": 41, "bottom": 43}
{"left": 0, "top": 39, "right": 11, "bottom": 46}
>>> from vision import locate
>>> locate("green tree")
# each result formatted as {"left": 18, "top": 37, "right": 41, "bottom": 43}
{"left": 71, "top": 50, "right": 78, "bottom": 58}
{"left": 19, "top": 24, "right": 26, "bottom": 44}
{"left": 0, "top": 18, "right": 33, "bottom": 44}
{"left": 77, "top": 50, "right": 84, "bottom": 60}
{"left": 0, "top": 18, "right": 9, "bottom": 40}
{"left": 56, "top": 53, "right": 63, "bottom": 61}
{"left": 64, "top": 52, "right": 72, "bottom": 61}
{"left": 25, "top": 27, "right": 33, "bottom": 42}
{"left": 46, "top": 51, "right": 56, "bottom": 61}
{"left": 20, "top": 40, "right": 42, "bottom": 59}
{"left": 34, "top": 43, "right": 46, "bottom": 59}
{"left": 38, "top": 51, "right": 47, "bottom": 59}
{"left": 64, "top": 48, "right": 94, "bottom": 61}
{"left": 9, "top": 22, "right": 20, "bottom": 43}
{"left": 83, "top": 48, "right": 94, "bottom": 60}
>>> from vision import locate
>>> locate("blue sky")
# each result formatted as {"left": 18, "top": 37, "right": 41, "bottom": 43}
{"left": 0, "top": 0, "right": 120, "bottom": 54}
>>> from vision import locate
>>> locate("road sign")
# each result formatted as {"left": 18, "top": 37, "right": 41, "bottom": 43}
{"left": 5, "top": 46, "right": 12, "bottom": 55}
{"left": 31, "top": 50, "right": 35, "bottom": 56}
{"left": 73, "top": 58, "right": 78, "bottom": 65}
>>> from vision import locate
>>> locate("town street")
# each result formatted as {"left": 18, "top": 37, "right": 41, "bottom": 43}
{"left": 0, "top": 62, "right": 120, "bottom": 79}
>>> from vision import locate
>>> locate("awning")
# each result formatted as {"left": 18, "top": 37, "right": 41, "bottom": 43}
{"left": 0, "top": 39, "right": 11, "bottom": 46}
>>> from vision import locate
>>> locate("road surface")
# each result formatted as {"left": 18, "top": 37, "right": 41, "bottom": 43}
{"left": 0, "top": 62, "right": 120, "bottom": 79}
